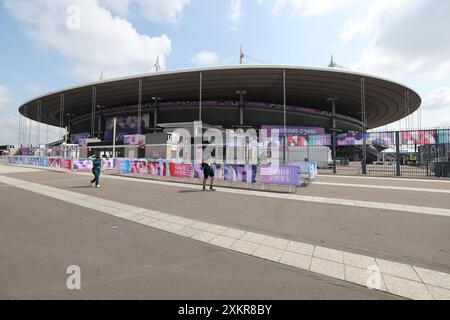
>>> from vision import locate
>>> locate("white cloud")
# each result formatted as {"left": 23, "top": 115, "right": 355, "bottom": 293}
{"left": 229, "top": 0, "right": 243, "bottom": 21}
{"left": 4, "top": 0, "right": 172, "bottom": 80}
{"left": 422, "top": 87, "right": 450, "bottom": 111}
{"left": 192, "top": 51, "right": 219, "bottom": 66}
{"left": 24, "top": 84, "right": 46, "bottom": 96}
{"left": 342, "top": 0, "right": 450, "bottom": 78}
{"left": 273, "top": 0, "right": 357, "bottom": 17}
{"left": 99, "top": 0, "right": 191, "bottom": 24}
{"left": 0, "top": 85, "right": 13, "bottom": 111}
{"left": 228, "top": 0, "right": 243, "bottom": 31}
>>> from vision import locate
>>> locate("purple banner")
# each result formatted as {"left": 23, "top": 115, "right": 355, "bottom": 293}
{"left": 70, "top": 132, "right": 90, "bottom": 144}
{"left": 105, "top": 115, "right": 140, "bottom": 141}
{"left": 224, "top": 165, "right": 257, "bottom": 183}
{"left": 260, "top": 165, "right": 301, "bottom": 186}
{"left": 193, "top": 164, "right": 223, "bottom": 180}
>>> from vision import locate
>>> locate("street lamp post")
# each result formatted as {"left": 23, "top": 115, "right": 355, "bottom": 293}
{"left": 152, "top": 96, "right": 162, "bottom": 128}
{"left": 327, "top": 97, "right": 338, "bottom": 174}
{"left": 236, "top": 90, "right": 247, "bottom": 126}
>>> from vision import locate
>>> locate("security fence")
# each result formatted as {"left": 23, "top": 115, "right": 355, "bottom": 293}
{"left": 298, "top": 128, "right": 450, "bottom": 177}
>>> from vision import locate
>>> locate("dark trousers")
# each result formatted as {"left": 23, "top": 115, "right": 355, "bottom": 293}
{"left": 91, "top": 169, "right": 100, "bottom": 186}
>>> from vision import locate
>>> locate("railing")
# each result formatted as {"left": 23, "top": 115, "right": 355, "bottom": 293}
{"left": 5, "top": 156, "right": 318, "bottom": 192}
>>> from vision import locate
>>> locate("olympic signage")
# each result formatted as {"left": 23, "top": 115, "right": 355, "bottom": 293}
{"left": 260, "top": 165, "right": 301, "bottom": 186}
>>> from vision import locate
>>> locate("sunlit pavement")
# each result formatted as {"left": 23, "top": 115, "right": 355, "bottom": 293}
{"left": 1, "top": 164, "right": 450, "bottom": 299}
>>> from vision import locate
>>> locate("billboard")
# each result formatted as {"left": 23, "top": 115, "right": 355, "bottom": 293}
{"left": 105, "top": 115, "right": 140, "bottom": 141}
{"left": 70, "top": 132, "right": 90, "bottom": 144}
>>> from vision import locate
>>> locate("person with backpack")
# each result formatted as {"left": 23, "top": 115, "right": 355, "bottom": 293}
{"left": 201, "top": 161, "right": 215, "bottom": 191}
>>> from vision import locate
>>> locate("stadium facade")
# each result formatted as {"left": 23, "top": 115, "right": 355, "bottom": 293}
{"left": 18, "top": 65, "right": 421, "bottom": 159}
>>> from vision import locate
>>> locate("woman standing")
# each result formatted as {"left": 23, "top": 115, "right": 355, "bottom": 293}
{"left": 89, "top": 153, "right": 103, "bottom": 188}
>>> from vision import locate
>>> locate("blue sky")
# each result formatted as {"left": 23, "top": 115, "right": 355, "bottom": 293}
{"left": 0, "top": 0, "right": 449, "bottom": 145}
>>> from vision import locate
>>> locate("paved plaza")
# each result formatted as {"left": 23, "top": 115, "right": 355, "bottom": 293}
{"left": 1, "top": 163, "right": 450, "bottom": 299}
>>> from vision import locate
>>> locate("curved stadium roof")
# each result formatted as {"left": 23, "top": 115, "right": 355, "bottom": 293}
{"left": 18, "top": 65, "right": 421, "bottom": 130}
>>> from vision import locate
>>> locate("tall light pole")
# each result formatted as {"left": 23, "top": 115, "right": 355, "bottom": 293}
{"left": 327, "top": 97, "right": 338, "bottom": 174}
{"left": 112, "top": 117, "right": 117, "bottom": 159}
{"left": 152, "top": 96, "right": 162, "bottom": 128}
{"left": 199, "top": 72, "right": 203, "bottom": 122}
{"left": 236, "top": 89, "right": 247, "bottom": 126}
{"left": 138, "top": 79, "right": 142, "bottom": 135}
{"left": 283, "top": 69, "right": 287, "bottom": 163}
{"left": 361, "top": 77, "right": 367, "bottom": 175}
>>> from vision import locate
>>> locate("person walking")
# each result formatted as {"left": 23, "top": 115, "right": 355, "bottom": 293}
{"left": 201, "top": 161, "right": 215, "bottom": 191}
{"left": 89, "top": 153, "right": 103, "bottom": 188}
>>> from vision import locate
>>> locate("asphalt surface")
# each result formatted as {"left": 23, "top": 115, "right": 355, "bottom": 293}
{"left": 0, "top": 178, "right": 398, "bottom": 299}
{"left": 4, "top": 170, "right": 450, "bottom": 274}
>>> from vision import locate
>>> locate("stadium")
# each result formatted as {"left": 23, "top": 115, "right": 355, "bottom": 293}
{"left": 17, "top": 65, "right": 422, "bottom": 160}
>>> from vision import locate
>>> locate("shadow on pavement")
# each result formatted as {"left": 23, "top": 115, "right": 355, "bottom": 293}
{"left": 178, "top": 189, "right": 205, "bottom": 193}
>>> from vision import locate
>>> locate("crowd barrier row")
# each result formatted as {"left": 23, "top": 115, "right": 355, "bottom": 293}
{"left": 116, "top": 159, "right": 317, "bottom": 187}
{"left": 7, "top": 156, "right": 317, "bottom": 187}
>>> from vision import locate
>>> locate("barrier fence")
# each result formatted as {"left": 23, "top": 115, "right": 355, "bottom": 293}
{"left": 281, "top": 128, "right": 450, "bottom": 177}
{"left": 6, "top": 156, "right": 318, "bottom": 190}
{"left": 9, "top": 128, "right": 450, "bottom": 178}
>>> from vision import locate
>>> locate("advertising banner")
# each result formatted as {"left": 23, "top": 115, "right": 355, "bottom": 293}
{"left": 130, "top": 160, "right": 148, "bottom": 174}
{"left": 438, "top": 130, "right": 450, "bottom": 144}
{"left": 260, "top": 165, "right": 301, "bottom": 186}
{"left": 148, "top": 161, "right": 167, "bottom": 176}
{"left": 400, "top": 130, "right": 437, "bottom": 145}
{"left": 366, "top": 132, "right": 396, "bottom": 146}
{"left": 28, "top": 157, "right": 40, "bottom": 166}
{"left": 337, "top": 131, "right": 365, "bottom": 146}
{"left": 116, "top": 159, "right": 131, "bottom": 173}
{"left": 124, "top": 134, "right": 146, "bottom": 146}
{"left": 262, "top": 125, "right": 325, "bottom": 137}
{"left": 48, "top": 158, "right": 62, "bottom": 168}
{"left": 20, "top": 147, "right": 30, "bottom": 156}
{"left": 193, "top": 164, "right": 223, "bottom": 180}
{"left": 288, "top": 161, "right": 318, "bottom": 182}
{"left": 73, "top": 159, "right": 115, "bottom": 170}
{"left": 105, "top": 116, "right": 140, "bottom": 141}
{"left": 169, "top": 163, "right": 192, "bottom": 178}
{"left": 39, "top": 158, "right": 48, "bottom": 167}
{"left": 70, "top": 132, "right": 90, "bottom": 144}
{"left": 63, "top": 159, "right": 72, "bottom": 170}
{"left": 224, "top": 165, "right": 257, "bottom": 183}
{"left": 73, "top": 159, "right": 91, "bottom": 170}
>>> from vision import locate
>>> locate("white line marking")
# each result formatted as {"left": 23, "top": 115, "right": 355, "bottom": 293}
{"left": 314, "top": 182, "right": 450, "bottom": 194}
{"left": 319, "top": 174, "right": 450, "bottom": 184}
{"left": 3, "top": 164, "right": 450, "bottom": 218}
{"left": 74, "top": 172, "right": 450, "bottom": 218}
{"left": 0, "top": 174, "right": 449, "bottom": 300}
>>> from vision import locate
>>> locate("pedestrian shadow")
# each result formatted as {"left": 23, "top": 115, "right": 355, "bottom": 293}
{"left": 69, "top": 186, "right": 94, "bottom": 189}
{"left": 178, "top": 189, "right": 203, "bottom": 193}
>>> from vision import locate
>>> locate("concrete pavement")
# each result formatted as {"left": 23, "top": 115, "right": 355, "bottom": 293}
{"left": 1, "top": 164, "right": 449, "bottom": 299}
